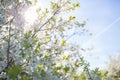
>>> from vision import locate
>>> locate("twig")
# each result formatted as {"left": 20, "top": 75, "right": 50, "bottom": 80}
{"left": 32, "top": 9, "right": 60, "bottom": 38}
{"left": 7, "top": 22, "right": 11, "bottom": 67}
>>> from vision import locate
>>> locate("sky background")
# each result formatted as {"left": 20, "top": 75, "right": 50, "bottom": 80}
{"left": 37, "top": 0, "right": 120, "bottom": 69}
{"left": 70, "top": 0, "right": 120, "bottom": 69}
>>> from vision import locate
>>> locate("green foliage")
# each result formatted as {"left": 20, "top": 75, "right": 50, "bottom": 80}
{"left": 21, "top": 50, "right": 25, "bottom": 58}
{"left": 7, "top": 64, "right": 23, "bottom": 80}
{"left": 63, "top": 66, "right": 70, "bottom": 73}
{"left": 23, "top": 39, "right": 30, "bottom": 48}
{"left": 50, "top": 2, "right": 60, "bottom": 9}
{"left": 21, "top": 75, "right": 31, "bottom": 80}
{"left": 61, "top": 39, "right": 66, "bottom": 46}
{"left": 79, "top": 72, "right": 87, "bottom": 80}
{"left": 69, "top": 16, "right": 76, "bottom": 20}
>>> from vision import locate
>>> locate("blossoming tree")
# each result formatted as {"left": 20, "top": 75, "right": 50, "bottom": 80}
{"left": 0, "top": 0, "right": 107, "bottom": 80}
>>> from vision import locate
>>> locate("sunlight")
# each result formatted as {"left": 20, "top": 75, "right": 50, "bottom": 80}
{"left": 23, "top": 1, "right": 44, "bottom": 32}
{"left": 24, "top": 6, "right": 38, "bottom": 25}
{"left": 23, "top": 5, "right": 39, "bottom": 32}
{"left": 23, "top": 0, "right": 45, "bottom": 25}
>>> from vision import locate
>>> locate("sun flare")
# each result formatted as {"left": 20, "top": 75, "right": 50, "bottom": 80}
{"left": 24, "top": 6, "right": 38, "bottom": 25}
{"left": 23, "top": 1, "right": 43, "bottom": 32}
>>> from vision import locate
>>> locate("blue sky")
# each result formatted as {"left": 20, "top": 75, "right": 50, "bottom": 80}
{"left": 70, "top": 0, "right": 120, "bottom": 69}
{"left": 38, "top": 0, "right": 120, "bottom": 69}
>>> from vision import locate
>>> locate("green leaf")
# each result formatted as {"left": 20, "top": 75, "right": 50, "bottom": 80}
{"left": 35, "top": 47, "right": 40, "bottom": 52}
{"left": 33, "top": 70, "right": 38, "bottom": 77}
{"left": 50, "top": 2, "right": 59, "bottom": 9}
{"left": 63, "top": 66, "right": 70, "bottom": 73}
{"left": 79, "top": 72, "right": 87, "bottom": 80}
{"left": 61, "top": 39, "right": 66, "bottom": 46}
{"left": 21, "top": 50, "right": 25, "bottom": 58}
{"left": 21, "top": 75, "right": 31, "bottom": 80}
{"left": 43, "top": 53, "right": 51, "bottom": 58}
{"left": 54, "top": 65, "right": 63, "bottom": 70}
{"left": 23, "top": 39, "right": 30, "bottom": 48}
{"left": 25, "top": 31, "right": 31, "bottom": 38}
{"left": 62, "top": 54, "right": 70, "bottom": 60}
{"left": 69, "top": 16, "right": 76, "bottom": 20}
{"left": 75, "top": 2, "right": 80, "bottom": 7}
{"left": 4, "top": 36, "right": 9, "bottom": 41}
{"left": 33, "top": 38, "right": 38, "bottom": 43}
{"left": 45, "top": 8, "right": 49, "bottom": 13}
{"left": 37, "top": 64, "right": 43, "bottom": 70}
{"left": 41, "top": 69, "right": 46, "bottom": 77}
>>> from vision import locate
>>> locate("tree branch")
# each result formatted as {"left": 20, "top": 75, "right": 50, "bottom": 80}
{"left": 32, "top": 9, "right": 60, "bottom": 38}
{"left": 7, "top": 22, "right": 11, "bottom": 67}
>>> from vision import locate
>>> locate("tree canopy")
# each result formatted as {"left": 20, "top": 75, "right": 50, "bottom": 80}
{"left": 0, "top": 0, "right": 112, "bottom": 80}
